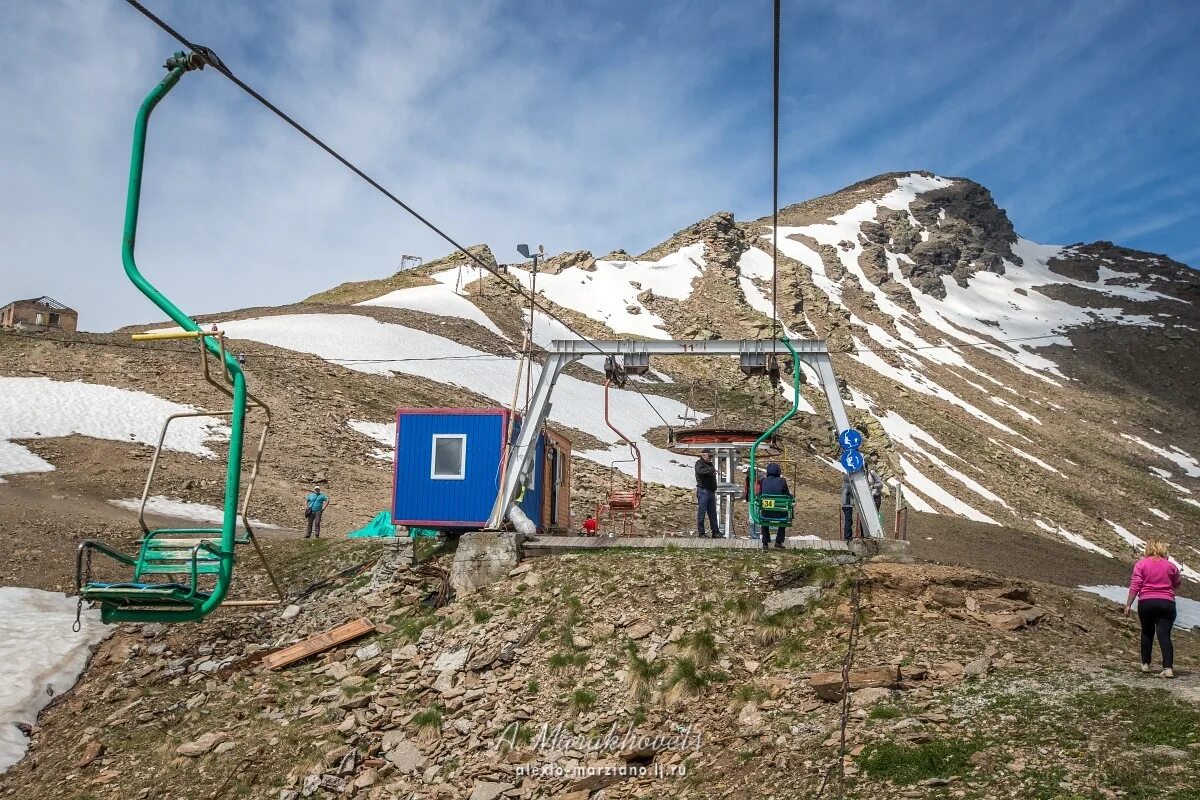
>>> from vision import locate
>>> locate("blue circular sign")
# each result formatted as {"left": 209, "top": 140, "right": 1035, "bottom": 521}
{"left": 838, "top": 429, "right": 864, "bottom": 450}
{"left": 840, "top": 449, "right": 865, "bottom": 473}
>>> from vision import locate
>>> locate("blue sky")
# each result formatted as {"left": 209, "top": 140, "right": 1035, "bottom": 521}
{"left": 1, "top": 0, "right": 1197, "bottom": 331}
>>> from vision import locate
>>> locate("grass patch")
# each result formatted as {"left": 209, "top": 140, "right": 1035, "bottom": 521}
{"left": 868, "top": 705, "right": 902, "bottom": 720}
{"left": 625, "top": 647, "right": 665, "bottom": 703}
{"left": 571, "top": 688, "right": 598, "bottom": 714}
{"left": 548, "top": 651, "right": 588, "bottom": 674}
{"left": 664, "top": 657, "right": 709, "bottom": 706}
{"left": 780, "top": 558, "right": 840, "bottom": 588}
{"left": 755, "top": 613, "right": 789, "bottom": 645}
{"left": 410, "top": 705, "right": 443, "bottom": 743}
{"left": 860, "top": 739, "right": 980, "bottom": 785}
{"left": 723, "top": 596, "right": 757, "bottom": 623}
{"left": 473, "top": 608, "right": 492, "bottom": 624}
{"left": 1072, "top": 687, "right": 1200, "bottom": 748}
{"left": 682, "top": 629, "right": 719, "bottom": 668}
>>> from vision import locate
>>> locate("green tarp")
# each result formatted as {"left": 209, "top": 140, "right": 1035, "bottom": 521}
{"left": 346, "top": 511, "right": 396, "bottom": 538}
{"left": 346, "top": 512, "right": 441, "bottom": 539}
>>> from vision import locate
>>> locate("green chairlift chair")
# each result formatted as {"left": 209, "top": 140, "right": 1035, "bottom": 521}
{"left": 75, "top": 53, "right": 283, "bottom": 625}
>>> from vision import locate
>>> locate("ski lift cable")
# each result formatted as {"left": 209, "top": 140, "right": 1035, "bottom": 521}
{"left": 771, "top": 0, "right": 781, "bottom": 345}
{"left": 121, "top": 0, "right": 679, "bottom": 433}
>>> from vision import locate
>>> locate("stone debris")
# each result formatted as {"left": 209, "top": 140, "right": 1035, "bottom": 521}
{"left": 175, "top": 731, "right": 229, "bottom": 757}
{"left": 809, "top": 666, "right": 901, "bottom": 701}
{"left": 762, "top": 585, "right": 824, "bottom": 616}
{"left": 8, "top": 551, "right": 1189, "bottom": 800}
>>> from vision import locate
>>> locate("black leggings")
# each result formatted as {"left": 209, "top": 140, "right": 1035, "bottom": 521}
{"left": 1137, "top": 599, "right": 1176, "bottom": 669}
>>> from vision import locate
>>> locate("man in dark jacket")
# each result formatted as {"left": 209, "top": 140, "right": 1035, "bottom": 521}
{"left": 759, "top": 462, "right": 792, "bottom": 550}
{"left": 694, "top": 449, "right": 720, "bottom": 538}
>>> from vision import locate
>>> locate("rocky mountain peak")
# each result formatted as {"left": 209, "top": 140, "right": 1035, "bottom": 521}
{"left": 854, "top": 177, "right": 1020, "bottom": 299}
{"left": 638, "top": 211, "right": 746, "bottom": 272}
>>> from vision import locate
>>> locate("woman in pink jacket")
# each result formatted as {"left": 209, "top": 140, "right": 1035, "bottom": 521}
{"left": 1124, "top": 540, "right": 1182, "bottom": 678}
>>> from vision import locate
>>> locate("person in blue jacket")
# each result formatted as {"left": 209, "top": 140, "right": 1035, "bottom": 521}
{"left": 759, "top": 463, "right": 792, "bottom": 550}
{"left": 304, "top": 485, "right": 330, "bottom": 538}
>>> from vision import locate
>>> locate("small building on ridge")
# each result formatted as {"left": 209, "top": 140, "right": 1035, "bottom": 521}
{"left": 0, "top": 296, "right": 78, "bottom": 332}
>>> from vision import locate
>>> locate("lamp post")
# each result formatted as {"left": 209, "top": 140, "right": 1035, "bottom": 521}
{"left": 517, "top": 244, "right": 544, "bottom": 414}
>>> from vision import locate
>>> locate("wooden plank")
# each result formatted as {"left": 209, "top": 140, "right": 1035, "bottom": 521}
{"left": 261, "top": 617, "right": 376, "bottom": 671}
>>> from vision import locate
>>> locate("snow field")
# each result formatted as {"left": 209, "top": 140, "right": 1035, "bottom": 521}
{"left": 213, "top": 314, "right": 698, "bottom": 487}
{"left": 1079, "top": 585, "right": 1200, "bottom": 630}
{"left": 768, "top": 173, "right": 1176, "bottom": 385}
{"left": 507, "top": 244, "right": 706, "bottom": 339}
{"left": 0, "top": 377, "right": 227, "bottom": 480}
{"left": 107, "top": 496, "right": 280, "bottom": 529}
{"left": 358, "top": 281, "right": 506, "bottom": 339}
{"left": 0, "top": 588, "right": 108, "bottom": 772}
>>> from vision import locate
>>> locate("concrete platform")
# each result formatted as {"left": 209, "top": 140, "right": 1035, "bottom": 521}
{"left": 523, "top": 535, "right": 909, "bottom": 559}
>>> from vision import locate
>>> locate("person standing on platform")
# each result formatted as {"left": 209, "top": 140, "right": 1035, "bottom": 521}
{"left": 695, "top": 449, "right": 721, "bottom": 538}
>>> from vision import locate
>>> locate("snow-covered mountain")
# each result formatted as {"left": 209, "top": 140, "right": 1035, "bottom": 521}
{"left": 305, "top": 171, "right": 1200, "bottom": 562}
{"left": 3, "top": 171, "right": 1197, "bottom": 569}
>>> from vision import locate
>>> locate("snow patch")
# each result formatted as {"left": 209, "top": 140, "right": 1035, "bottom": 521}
{"left": 1080, "top": 586, "right": 1200, "bottom": 629}
{"left": 522, "top": 310, "right": 606, "bottom": 374}
{"left": 108, "top": 496, "right": 280, "bottom": 528}
{"left": 507, "top": 244, "right": 705, "bottom": 339}
{"left": 1104, "top": 519, "right": 1144, "bottom": 550}
{"left": 872, "top": 408, "right": 1012, "bottom": 515}
{"left": 1147, "top": 466, "right": 1192, "bottom": 494}
{"left": 897, "top": 455, "right": 998, "bottom": 524}
{"left": 1122, "top": 434, "right": 1200, "bottom": 478}
{"left": 987, "top": 437, "right": 1064, "bottom": 475}
{"left": 1148, "top": 508, "right": 1171, "bottom": 521}
{"left": 1034, "top": 519, "right": 1114, "bottom": 558}
{"left": 212, "top": 314, "right": 699, "bottom": 487}
{"left": 0, "top": 378, "right": 227, "bottom": 479}
{"left": 0, "top": 588, "right": 109, "bottom": 772}
{"left": 358, "top": 281, "right": 506, "bottom": 339}
{"left": 347, "top": 419, "right": 396, "bottom": 462}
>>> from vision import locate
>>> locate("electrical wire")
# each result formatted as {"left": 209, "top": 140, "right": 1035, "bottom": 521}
{"left": 121, "top": 0, "right": 677, "bottom": 436}
{"left": 771, "top": 0, "right": 781, "bottom": 345}
{"left": 104, "top": 3, "right": 1174, "bottom": 437}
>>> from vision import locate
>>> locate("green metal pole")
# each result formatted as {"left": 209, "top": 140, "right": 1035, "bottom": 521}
{"left": 749, "top": 338, "right": 801, "bottom": 525}
{"left": 122, "top": 54, "right": 243, "bottom": 617}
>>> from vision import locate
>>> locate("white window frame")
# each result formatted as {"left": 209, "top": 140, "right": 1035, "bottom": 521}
{"left": 430, "top": 434, "right": 467, "bottom": 480}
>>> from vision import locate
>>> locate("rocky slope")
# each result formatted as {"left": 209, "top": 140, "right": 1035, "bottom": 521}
{"left": 4, "top": 544, "right": 1199, "bottom": 800}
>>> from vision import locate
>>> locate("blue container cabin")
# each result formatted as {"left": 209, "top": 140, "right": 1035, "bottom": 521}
{"left": 392, "top": 407, "right": 572, "bottom": 534}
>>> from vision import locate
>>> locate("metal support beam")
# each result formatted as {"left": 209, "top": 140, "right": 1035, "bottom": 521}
{"left": 810, "top": 352, "right": 883, "bottom": 538}
{"left": 486, "top": 339, "right": 884, "bottom": 539}
{"left": 485, "top": 352, "right": 577, "bottom": 529}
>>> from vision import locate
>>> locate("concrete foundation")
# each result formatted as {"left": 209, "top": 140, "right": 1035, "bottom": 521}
{"left": 449, "top": 531, "right": 524, "bottom": 596}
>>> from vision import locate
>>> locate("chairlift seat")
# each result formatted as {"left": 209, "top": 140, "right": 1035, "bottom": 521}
{"left": 607, "top": 491, "right": 641, "bottom": 510}
{"left": 753, "top": 493, "right": 795, "bottom": 526}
